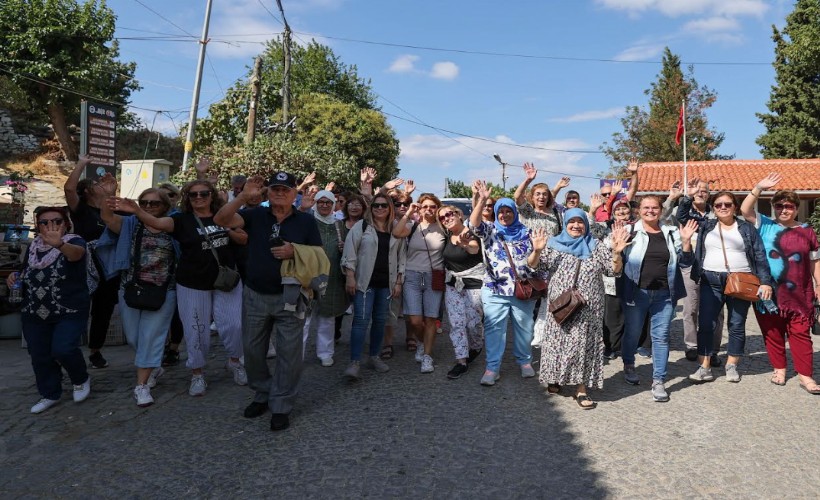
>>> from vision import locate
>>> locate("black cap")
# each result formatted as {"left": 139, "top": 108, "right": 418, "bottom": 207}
{"left": 266, "top": 171, "right": 296, "bottom": 189}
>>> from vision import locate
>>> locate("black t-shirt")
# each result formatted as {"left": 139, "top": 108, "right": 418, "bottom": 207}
{"left": 171, "top": 213, "right": 236, "bottom": 290}
{"left": 70, "top": 203, "right": 105, "bottom": 241}
{"left": 442, "top": 236, "right": 483, "bottom": 290}
{"left": 368, "top": 230, "right": 391, "bottom": 289}
{"left": 240, "top": 206, "right": 322, "bottom": 295}
{"left": 639, "top": 231, "right": 670, "bottom": 290}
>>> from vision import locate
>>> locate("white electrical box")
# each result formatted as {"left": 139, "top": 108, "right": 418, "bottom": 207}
{"left": 119, "top": 159, "right": 173, "bottom": 198}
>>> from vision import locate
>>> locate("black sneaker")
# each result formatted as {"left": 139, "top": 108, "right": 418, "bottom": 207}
{"left": 244, "top": 401, "right": 268, "bottom": 419}
{"left": 685, "top": 348, "right": 698, "bottom": 361}
{"left": 270, "top": 413, "right": 290, "bottom": 431}
{"left": 161, "top": 349, "right": 180, "bottom": 367}
{"left": 447, "top": 363, "right": 469, "bottom": 380}
{"left": 88, "top": 351, "right": 108, "bottom": 369}
{"left": 467, "top": 348, "right": 482, "bottom": 365}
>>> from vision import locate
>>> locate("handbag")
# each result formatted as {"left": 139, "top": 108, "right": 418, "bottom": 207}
{"left": 194, "top": 216, "right": 241, "bottom": 292}
{"left": 547, "top": 259, "right": 586, "bottom": 325}
{"left": 502, "top": 241, "right": 547, "bottom": 301}
{"left": 419, "top": 225, "right": 446, "bottom": 292}
{"left": 123, "top": 223, "right": 170, "bottom": 311}
{"left": 718, "top": 224, "right": 760, "bottom": 302}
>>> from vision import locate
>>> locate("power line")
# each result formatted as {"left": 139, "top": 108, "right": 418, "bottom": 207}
{"left": 133, "top": 0, "right": 196, "bottom": 38}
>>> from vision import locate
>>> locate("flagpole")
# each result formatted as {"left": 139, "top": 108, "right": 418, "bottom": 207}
{"left": 682, "top": 99, "right": 688, "bottom": 190}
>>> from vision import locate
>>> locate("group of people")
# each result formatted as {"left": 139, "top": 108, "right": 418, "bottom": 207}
{"left": 7, "top": 156, "right": 819, "bottom": 425}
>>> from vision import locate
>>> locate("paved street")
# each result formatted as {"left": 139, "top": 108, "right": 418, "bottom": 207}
{"left": 0, "top": 310, "right": 818, "bottom": 499}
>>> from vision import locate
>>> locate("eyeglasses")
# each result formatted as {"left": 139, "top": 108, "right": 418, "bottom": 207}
{"left": 166, "top": 192, "right": 178, "bottom": 198}
{"left": 394, "top": 201, "right": 411, "bottom": 207}
{"left": 37, "top": 217, "right": 64, "bottom": 226}
{"left": 139, "top": 199, "right": 163, "bottom": 208}
{"left": 438, "top": 211, "right": 456, "bottom": 222}
{"left": 421, "top": 205, "right": 438, "bottom": 210}
{"left": 347, "top": 202, "right": 363, "bottom": 208}
{"left": 774, "top": 202, "right": 797, "bottom": 211}
{"left": 641, "top": 207, "right": 660, "bottom": 213}
{"left": 316, "top": 200, "right": 334, "bottom": 206}
{"left": 371, "top": 202, "right": 389, "bottom": 209}
{"left": 189, "top": 190, "right": 211, "bottom": 199}
{"left": 714, "top": 202, "right": 734, "bottom": 209}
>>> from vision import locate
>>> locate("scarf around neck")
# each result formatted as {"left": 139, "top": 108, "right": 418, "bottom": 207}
{"left": 28, "top": 234, "right": 79, "bottom": 269}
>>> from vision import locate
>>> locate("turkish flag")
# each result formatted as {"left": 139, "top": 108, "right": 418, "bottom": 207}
{"left": 675, "top": 103, "right": 684, "bottom": 145}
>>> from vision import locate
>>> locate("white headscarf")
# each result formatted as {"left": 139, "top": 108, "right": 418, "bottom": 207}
{"left": 313, "top": 190, "right": 338, "bottom": 225}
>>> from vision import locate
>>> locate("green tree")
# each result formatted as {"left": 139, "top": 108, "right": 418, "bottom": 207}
{"left": 601, "top": 47, "right": 728, "bottom": 173}
{"left": 756, "top": 0, "right": 820, "bottom": 158}
{"left": 0, "top": 0, "right": 139, "bottom": 161}
{"left": 444, "top": 179, "right": 514, "bottom": 199}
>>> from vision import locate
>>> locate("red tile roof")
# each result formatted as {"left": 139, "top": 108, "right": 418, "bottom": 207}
{"left": 637, "top": 159, "right": 820, "bottom": 193}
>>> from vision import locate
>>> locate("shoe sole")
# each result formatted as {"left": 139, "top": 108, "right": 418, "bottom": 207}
{"left": 137, "top": 400, "right": 154, "bottom": 408}
{"left": 688, "top": 377, "right": 714, "bottom": 384}
{"left": 624, "top": 378, "right": 640, "bottom": 386}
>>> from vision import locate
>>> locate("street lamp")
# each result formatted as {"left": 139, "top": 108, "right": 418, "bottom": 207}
{"left": 493, "top": 153, "right": 509, "bottom": 191}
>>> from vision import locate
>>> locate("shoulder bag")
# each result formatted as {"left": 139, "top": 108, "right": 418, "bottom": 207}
{"left": 718, "top": 223, "right": 760, "bottom": 302}
{"left": 502, "top": 240, "right": 546, "bottom": 301}
{"left": 420, "top": 225, "right": 446, "bottom": 291}
{"left": 123, "top": 223, "right": 171, "bottom": 311}
{"left": 194, "top": 216, "right": 241, "bottom": 292}
{"left": 547, "top": 258, "right": 586, "bottom": 325}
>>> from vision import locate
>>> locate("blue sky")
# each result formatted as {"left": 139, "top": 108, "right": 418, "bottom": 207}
{"left": 110, "top": 0, "right": 794, "bottom": 199}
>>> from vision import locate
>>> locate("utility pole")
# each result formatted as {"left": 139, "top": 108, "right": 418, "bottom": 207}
{"left": 493, "top": 154, "right": 509, "bottom": 192}
{"left": 245, "top": 57, "right": 263, "bottom": 145}
{"left": 276, "top": 0, "right": 291, "bottom": 126}
{"left": 182, "top": 0, "right": 213, "bottom": 170}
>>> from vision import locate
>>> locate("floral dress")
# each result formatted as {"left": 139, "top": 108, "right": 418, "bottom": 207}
{"left": 535, "top": 241, "right": 615, "bottom": 389}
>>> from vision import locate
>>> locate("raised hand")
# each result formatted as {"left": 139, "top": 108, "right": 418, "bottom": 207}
{"left": 627, "top": 157, "right": 639, "bottom": 172}
{"left": 610, "top": 226, "right": 631, "bottom": 253}
{"left": 404, "top": 179, "right": 416, "bottom": 196}
{"left": 360, "top": 167, "right": 376, "bottom": 184}
{"left": 383, "top": 178, "right": 404, "bottom": 190}
{"left": 530, "top": 227, "right": 548, "bottom": 251}
{"left": 39, "top": 225, "right": 64, "bottom": 248}
{"left": 77, "top": 154, "right": 92, "bottom": 166}
{"left": 555, "top": 176, "right": 571, "bottom": 190}
{"left": 298, "top": 172, "right": 317, "bottom": 191}
{"left": 679, "top": 219, "right": 698, "bottom": 243}
{"left": 194, "top": 157, "right": 210, "bottom": 175}
{"left": 242, "top": 175, "right": 267, "bottom": 199}
{"left": 300, "top": 189, "right": 316, "bottom": 210}
{"left": 324, "top": 181, "right": 336, "bottom": 192}
{"left": 108, "top": 196, "right": 139, "bottom": 214}
{"left": 687, "top": 177, "right": 702, "bottom": 197}
{"left": 523, "top": 162, "right": 537, "bottom": 181}
{"left": 589, "top": 193, "right": 603, "bottom": 212}
{"left": 756, "top": 172, "right": 783, "bottom": 191}
{"left": 475, "top": 180, "right": 491, "bottom": 199}
{"left": 669, "top": 180, "right": 682, "bottom": 199}
{"left": 406, "top": 202, "right": 420, "bottom": 217}
{"left": 97, "top": 172, "right": 118, "bottom": 197}
{"left": 612, "top": 219, "right": 626, "bottom": 232}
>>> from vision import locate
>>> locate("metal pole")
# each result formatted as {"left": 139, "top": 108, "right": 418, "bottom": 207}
{"left": 246, "top": 57, "right": 262, "bottom": 145}
{"left": 276, "top": 0, "right": 291, "bottom": 126}
{"left": 181, "top": 0, "right": 213, "bottom": 170}
{"left": 682, "top": 99, "right": 688, "bottom": 190}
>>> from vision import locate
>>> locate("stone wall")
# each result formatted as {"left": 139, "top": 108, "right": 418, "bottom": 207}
{"left": 0, "top": 108, "right": 46, "bottom": 156}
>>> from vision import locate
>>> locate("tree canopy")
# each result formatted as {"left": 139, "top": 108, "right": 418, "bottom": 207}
{"left": 0, "top": 0, "right": 139, "bottom": 160}
{"left": 756, "top": 0, "right": 820, "bottom": 158}
{"left": 601, "top": 47, "right": 728, "bottom": 173}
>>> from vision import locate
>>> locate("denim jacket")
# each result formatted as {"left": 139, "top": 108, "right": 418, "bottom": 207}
{"left": 621, "top": 221, "right": 693, "bottom": 305}
{"left": 689, "top": 216, "right": 774, "bottom": 286}
{"left": 675, "top": 195, "right": 713, "bottom": 227}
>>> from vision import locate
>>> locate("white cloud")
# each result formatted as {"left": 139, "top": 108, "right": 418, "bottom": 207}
{"left": 597, "top": 0, "right": 767, "bottom": 18}
{"left": 549, "top": 107, "right": 624, "bottom": 123}
{"left": 683, "top": 16, "right": 741, "bottom": 33}
{"left": 388, "top": 55, "right": 420, "bottom": 74}
{"left": 207, "top": 1, "right": 282, "bottom": 59}
{"left": 430, "top": 61, "right": 459, "bottom": 80}
{"left": 613, "top": 43, "right": 666, "bottom": 61}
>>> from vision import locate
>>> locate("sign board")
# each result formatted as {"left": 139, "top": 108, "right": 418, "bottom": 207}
{"left": 80, "top": 100, "right": 117, "bottom": 179}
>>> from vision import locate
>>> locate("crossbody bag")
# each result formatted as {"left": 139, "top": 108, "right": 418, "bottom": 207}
{"left": 194, "top": 216, "right": 241, "bottom": 292}
{"left": 718, "top": 223, "right": 760, "bottom": 302}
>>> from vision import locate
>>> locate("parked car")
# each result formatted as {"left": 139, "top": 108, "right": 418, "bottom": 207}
{"left": 440, "top": 198, "right": 473, "bottom": 219}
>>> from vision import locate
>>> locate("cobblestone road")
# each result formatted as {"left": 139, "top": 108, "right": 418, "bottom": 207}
{"left": 0, "top": 310, "right": 818, "bottom": 498}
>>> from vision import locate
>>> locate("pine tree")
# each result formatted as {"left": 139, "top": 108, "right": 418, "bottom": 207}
{"left": 601, "top": 47, "right": 728, "bottom": 173}
{"left": 756, "top": 0, "right": 820, "bottom": 158}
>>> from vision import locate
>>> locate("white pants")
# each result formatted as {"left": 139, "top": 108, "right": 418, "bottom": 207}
{"left": 303, "top": 307, "right": 335, "bottom": 361}
{"left": 176, "top": 283, "right": 244, "bottom": 370}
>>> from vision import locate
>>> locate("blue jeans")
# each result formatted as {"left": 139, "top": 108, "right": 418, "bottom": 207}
{"left": 698, "top": 271, "right": 750, "bottom": 357}
{"left": 119, "top": 289, "right": 177, "bottom": 368}
{"left": 350, "top": 288, "right": 391, "bottom": 361}
{"left": 481, "top": 288, "right": 535, "bottom": 373}
{"left": 622, "top": 288, "right": 674, "bottom": 381}
{"left": 22, "top": 310, "right": 90, "bottom": 400}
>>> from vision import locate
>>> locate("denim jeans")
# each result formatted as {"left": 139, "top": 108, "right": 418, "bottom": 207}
{"left": 622, "top": 288, "right": 674, "bottom": 381}
{"left": 350, "top": 288, "right": 391, "bottom": 361}
{"left": 22, "top": 310, "right": 90, "bottom": 400}
{"left": 481, "top": 288, "right": 535, "bottom": 373}
{"left": 119, "top": 289, "right": 177, "bottom": 368}
{"left": 698, "top": 271, "right": 751, "bottom": 357}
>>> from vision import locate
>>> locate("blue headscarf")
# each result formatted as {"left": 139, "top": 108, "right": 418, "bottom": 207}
{"left": 547, "top": 208, "right": 597, "bottom": 259}
{"left": 493, "top": 198, "right": 530, "bottom": 241}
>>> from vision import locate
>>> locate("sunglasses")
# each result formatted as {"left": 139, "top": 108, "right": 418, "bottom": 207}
{"left": 371, "top": 202, "right": 390, "bottom": 209}
{"left": 394, "top": 201, "right": 411, "bottom": 207}
{"left": 166, "top": 192, "right": 178, "bottom": 198}
{"left": 139, "top": 199, "right": 163, "bottom": 208}
{"left": 38, "top": 217, "right": 64, "bottom": 226}
{"left": 420, "top": 205, "right": 438, "bottom": 210}
{"left": 600, "top": 192, "right": 611, "bottom": 197}
{"left": 189, "top": 190, "right": 211, "bottom": 199}
{"left": 438, "top": 211, "right": 456, "bottom": 222}
{"left": 714, "top": 202, "right": 734, "bottom": 209}
{"left": 774, "top": 202, "right": 797, "bottom": 211}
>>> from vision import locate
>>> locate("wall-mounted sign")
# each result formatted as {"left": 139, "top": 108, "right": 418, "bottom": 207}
{"left": 80, "top": 100, "right": 117, "bottom": 179}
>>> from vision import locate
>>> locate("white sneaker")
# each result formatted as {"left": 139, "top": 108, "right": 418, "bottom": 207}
{"left": 73, "top": 376, "right": 91, "bottom": 403}
{"left": 320, "top": 357, "right": 334, "bottom": 367}
{"left": 189, "top": 374, "right": 207, "bottom": 396}
{"left": 420, "top": 354, "right": 434, "bottom": 373}
{"left": 31, "top": 398, "right": 60, "bottom": 414}
{"left": 266, "top": 340, "right": 277, "bottom": 359}
{"left": 415, "top": 343, "right": 425, "bottom": 363}
{"left": 147, "top": 367, "right": 165, "bottom": 389}
{"left": 227, "top": 360, "right": 248, "bottom": 386}
{"left": 134, "top": 384, "right": 154, "bottom": 407}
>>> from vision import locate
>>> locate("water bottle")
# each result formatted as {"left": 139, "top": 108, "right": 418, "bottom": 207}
{"left": 8, "top": 272, "right": 22, "bottom": 304}
{"left": 8, "top": 231, "right": 20, "bottom": 254}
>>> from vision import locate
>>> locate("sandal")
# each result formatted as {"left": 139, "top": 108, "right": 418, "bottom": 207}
{"left": 770, "top": 371, "right": 786, "bottom": 386}
{"left": 380, "top": 345, "right": 394, "bottom": 360}
{"left": 574, "top": 393, "right": 597, "bottom": 410}
{"left": 546, "top": 384, "right": 561, "bottom": 395}
{"left": 799, "top": 381, "right": 820, "bottom": 395}
{"left": 406, "top": 338, "right": 418, "bottom": 352}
